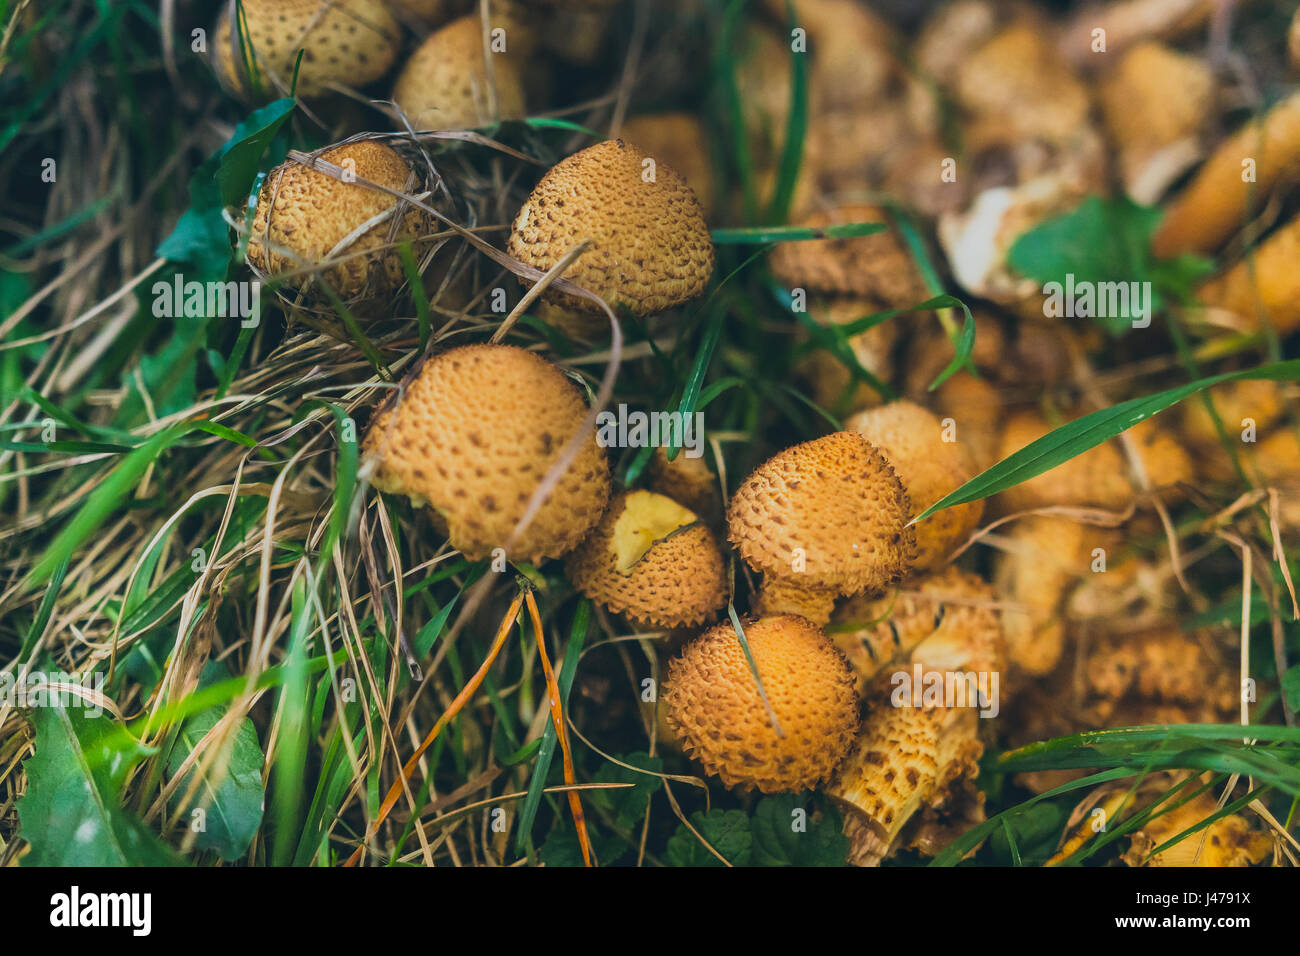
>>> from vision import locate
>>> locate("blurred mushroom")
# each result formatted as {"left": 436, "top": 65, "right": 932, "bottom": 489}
{"left": 1098, "top": 42, "right": 1214, "bottom": 204}
{"left": 392, "top": 15, "right": 527, "bottom": 130}
{"left": 1196, "top": 209, "right": 1300, "bottom": 335}
{"left": 1152, "top": 90, "right": 1300, "bottom": 258}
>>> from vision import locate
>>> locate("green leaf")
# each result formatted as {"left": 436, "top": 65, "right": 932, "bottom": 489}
{"left": 1006, "top": 195, "right": 1214, "bottom": 335}
{"left": 665, "top": 809, "right": 752, "bottom": 866}
{"left": 749, "top": 795, "right": 849, "bottom": 866}
{"left": 538, "top": 828, "right": 628, "bottom": 867}
{"left": 165, "top": 662, "right": 266, "bottom": 861}
{"left": 589, "top": 752, "right": 663, "bottom": 829}
{"left": 1283, "top": 665, "right": 1300, "bottom": 714}
{"left": 156, "top": 98, "right": 295, "bottom": 278}
{"left": 915, "top": 359, "right": 1300, "bottom": 523}
{"left": 17, "top": 704, "right": 184, "bottom": 866}
{"left": 765, "top": 0, "right": 807, "bottom": 223}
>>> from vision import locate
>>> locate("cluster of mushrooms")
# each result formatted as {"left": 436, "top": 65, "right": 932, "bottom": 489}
{"left": 217, "top": 0, "right": 1298, "bottom": 866}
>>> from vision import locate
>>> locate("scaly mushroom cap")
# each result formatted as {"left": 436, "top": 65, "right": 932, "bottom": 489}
{"left": 846, "top": 401, "right": 984, "bottom": 570}
{"left": 832, "top": 566, "right": 1004, "bottom": 693}
{"left": 767, "top": 205, "right": 927, "bottom": 304}
{"left": 663, "top": 615, "right": 860, "bottom": 793}
{"left": 247, "top": 141, "right": 432, "bottom": 301}
{"left": 507, "top": 139, "right": 715, "bottom": 316}
{"left": 213, "top": 0, "right": 400, "bottom": 99}
{"left": 363, "top": 344, "right": 610, "bottom": 563}
{"left": 993, "top": 514, "right": 1088, "bottom": 677}
{"left": 565, "top": 490, "right": 728, "bottom": 629}
{"left": 392, "top": 15, "right": 526, "bottom": 130}
{"left": 728, "top": 432, "right": 916, "bottom": 595}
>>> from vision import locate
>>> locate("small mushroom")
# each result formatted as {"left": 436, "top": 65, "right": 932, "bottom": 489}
{"left": 1123, "top": 780, "right": 1273, "bottom": 867}
{"left": 506, "top": 139, "right": 715, "bottom": 318}
{"left": 663, "top": 615, "right": 861, "bottom": 792}
{"left": 846, "top": 400, "right": 985, "bottom": 570}
{"left": 645, "top": 447, "right": 721, "bottom": 524}
{"left": 768, "top": 204, "right": 928, "bottom": 307}
{"left": 832, "top": 566, "right": 1004, "bottom": 694}
{"left": 727, "top": 431, "right": 916, "bottom": 600}
{"left": 362, "top": 344, "right": 611, "bottom": 563}
{"left": 1152, "top": 90, "right": 1300, "bottom": 258}
{"left": 212, "top": 0, "right": 400, "bottom": 100}
{"left": 1196, "top": 208, "right": 1300, "bottom": 336}
{"left": 1098, "top": 42, "right": 1214, "bottom": 204}
{"left": 565, "top": 490, "right": 728, "bottom": 629}
{"left": 246, "top": 141, "right": 433, "bottom": 303}
{"left": 391, "top": 15, "right": 526, "bottom": 131}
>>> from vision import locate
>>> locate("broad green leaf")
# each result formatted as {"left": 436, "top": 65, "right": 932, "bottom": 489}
{"left": 915, "top": 359, "right": 1300, "bottom": 523}
{"left": 165, "top": 662, "right": 266, "bottom": 861}
{"left": 749, "top": 795, "right": 849, "bottom": 866}
{"left": 16, "top": 704, "right": 184, "bottom": 866}
{"left": 588, "top": 752, "right": 663, "bottom": 829}
{"left": 538, "top": 828, "right": 628, "bottom": 867}
{"left": 665, "top": 809, "right": 752, "bottom": 866}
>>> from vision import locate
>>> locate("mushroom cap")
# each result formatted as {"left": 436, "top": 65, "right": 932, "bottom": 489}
{"left": 247, "top": 141, "right": 432, "bottom": 301}
{"left": 767, "top": 204, "right": 927, "bottom": 304}
{"left": 994, "top": 409, "right": 1132, "bottom": 512}
{"left": 618, "top": 112, "right": 716, "bottom": 218}
{"left": 1124, "top": 784, "right": 1272, "bottom": 867}
{"left": 506, "top": 139, "right": 715, "bottom": 317}
{"left": 663, "top": 615, "right": 860, "bottom": 793}
{"left": 993, "top": 514, "right": 1088, "bottom": 677}
{"left": 565, "top": 490, "right": 728, "bottom": 628}
{"left": 362, "top": 344, "right": 610, "bottom": 563}
{"left": 845, "top": 400, "right": 984, "bottom": 570}
{"left": 213, "top": 0, "right": 400, "bottom": 99}
{"left": 392, "top": 15, "right": 526, "bottom": 131}
{"left": 834, "top": 566, "right": 1003, "bottom": 687}
{"left": 1098, "top": 42, "right": 1213, "bottom": 204}
{"left": 727, "top": 431, "right": 916, "bottom": 595}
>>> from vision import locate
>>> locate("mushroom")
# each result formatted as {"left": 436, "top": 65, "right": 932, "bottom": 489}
{"left": 506, "top": 139, "right": 715, "bottom": 319}
{"left": 828, "top": 701, "right": 985, "bottom": 867}
{"left": 768, "top": 204, "right": 928, "bottom": 308}
{"left": 846, "top": 400, "right": 985, "bottom": 571}
{"left": 727, "top": 431, "right": 917, "bottom": 611}
{"left": 1098, "top": 42, "right": 1214, "bottom": 204}
{"left": 362, "top": 344, "right": 611, "bottom": 563}
{"left": 832, "top": 566, "right": 1004, "bottom": 690}
{"left": 564, "top": 490, "right": 728, "bottom": 629}
{"left": 618, "top": 112, "right": 716, "bottom": 219}
{"left": 1151, "top": 90, "right": 1300, "bottom": 258}
{"left": 663, "top": 615, "right": 860, "bottom": 792}
{"left": 1196, "top": 209, "right": 1300, "bottom": 336}
{"left": 993, "top": 409, "right": 1192, "bottom": 513}
{"left": 795, "top": 297, "right": 899, "bottom": 415}
{"left": 1122, "top": 779, "right": 1273, "bottom": 867}
{"left": 212, "top": 0, "right": 400, "bottom": 100}
{"left": 246, "top": 141, "right": 433, "bottom": 304}
{"left": 391, "top": 15, "right": 527, "bottom": 130}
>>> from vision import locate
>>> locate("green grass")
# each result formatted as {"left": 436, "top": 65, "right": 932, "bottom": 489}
{"left": 0, "top": 0, "right": 1296, "bottom": 870}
